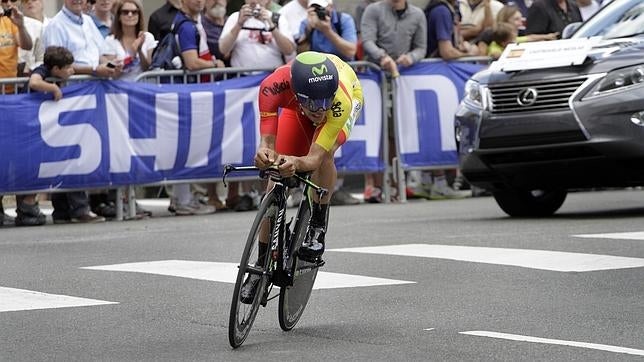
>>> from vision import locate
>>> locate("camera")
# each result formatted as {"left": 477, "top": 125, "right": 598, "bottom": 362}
{"left": 1, "top": 8, "right": 12, "bottom": 17}
{"left": 252, "top": 5, "right": 261, "bottom": 18}
{"left": 312, "top": 4, "right": 327, "bottom": 20}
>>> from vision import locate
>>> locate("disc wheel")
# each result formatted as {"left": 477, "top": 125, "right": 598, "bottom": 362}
{"left": 228, "top": 193, "right": 278, "bottom": 348}
{"left": 278, "top": 202, "right": 318, "bottom": 331}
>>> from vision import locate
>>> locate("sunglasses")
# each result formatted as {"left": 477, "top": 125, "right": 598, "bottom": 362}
{"left": 1, "top": 0, "right": 18, "bottom": 3}
{"left": 296, "top": 93, "right": 335, "bottom": 113}
{"left": 119, "top": 9, "right": 139, "bottom": 16}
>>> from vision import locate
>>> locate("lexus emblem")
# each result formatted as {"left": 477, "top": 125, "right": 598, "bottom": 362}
{"left": 517, "top": 88, "right": 538, "bottom": 106}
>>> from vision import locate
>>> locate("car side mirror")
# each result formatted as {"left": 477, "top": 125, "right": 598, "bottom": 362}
{"left": 561, "top": 22, "right": 582, "bottom": 39}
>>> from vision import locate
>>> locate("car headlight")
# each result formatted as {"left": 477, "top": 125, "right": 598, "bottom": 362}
{"left": 463, "top": 79, "right": 486, "bottom": 109}
{"left": 592, "top": 64, "right": 644, "bottom": 95}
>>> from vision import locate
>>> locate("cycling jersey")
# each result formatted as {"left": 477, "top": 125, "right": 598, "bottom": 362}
{"left": 258, "top": 53, "right": 363, "bottom": 155}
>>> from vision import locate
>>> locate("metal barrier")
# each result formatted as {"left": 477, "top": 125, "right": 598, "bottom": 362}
{"left": 1, "top": 55, "right": 487, "bottom": 219}
{"left": 390, "top": 56, "right": 491, "bottom": 202}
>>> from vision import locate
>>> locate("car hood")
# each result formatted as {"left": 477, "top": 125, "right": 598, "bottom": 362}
{"left": 472, "top": 37, "right": 644, "bottom": 84}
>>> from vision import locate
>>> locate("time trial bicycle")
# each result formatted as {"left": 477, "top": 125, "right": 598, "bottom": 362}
{"left": 223, "top": 164, "right": 328, "bottom": 348}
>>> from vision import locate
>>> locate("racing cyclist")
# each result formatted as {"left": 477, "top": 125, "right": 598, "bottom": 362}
{"left": 241, "top": 51, "right": 363, "bottom": 303}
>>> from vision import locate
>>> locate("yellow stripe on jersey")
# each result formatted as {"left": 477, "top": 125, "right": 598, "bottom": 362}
{"left": 315, "top": 54, "right": 364, "bottom": 151}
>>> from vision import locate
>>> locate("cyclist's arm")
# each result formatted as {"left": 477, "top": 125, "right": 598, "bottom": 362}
{"left": 279, "top": 143, "right": 329, "bottom": 176}
{"left": 255, "top": 134, "right": 278, "bottom": 169}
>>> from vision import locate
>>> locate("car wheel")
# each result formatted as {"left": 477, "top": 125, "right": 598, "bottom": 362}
{"left": 492, "top": 189, "right": 567, "bottom": 217}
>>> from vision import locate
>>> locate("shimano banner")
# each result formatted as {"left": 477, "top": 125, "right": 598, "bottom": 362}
{"left": 0, "top": 71, "right": 384, "bottom": 193}
{"left": 394, "top": 61, "right": 483, "bottom": 169}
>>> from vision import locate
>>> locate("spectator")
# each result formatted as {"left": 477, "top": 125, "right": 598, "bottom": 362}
{"left": 83, "top": 0, "right": 95, "bottom": 14}
{"left": 91, "top": 0, "right": 115, "bottom": 38}
{"left": 219, "top": 0, "right": 295, "bottom": 69}
{"left": 218, "top": 0, "right": 295, "bottom": 210}
{"left": 296, "top": 0, "right": 360, "bottom": 206}
{"left": 20, "top": 0, "right": 49, "bottom": 25}
{"left": 202, "top": 0, "right": 229, "bottom": 64}
{"left": 576, "top": 0, "right": 600, "bottom": 21}
{"left": 353, "top": 0, "right": 377, "bottom": 60}
{"left": 18, "top": 0, "right": 46, "bottom": 76}
{"left": 425, "top": 0, "right": 479, "bottom": 60}
{"left": 458, "top": 0, "right": 505, "bottom": 42}
{"left": 360, "top": 0, "right": 426, "bottom": 203}
{"left": 28, "top": 46, "right": 74, "bottom": 101}
{"left": 297, "top": 0, "right": 357, "bottom": 60}
{"left": 278, "top": 0, "right": 308, "bottom": 44}
{"left": 105, "top": 0, "right": 156, "bottom": 81}
{"left": 168, "top": 0, "right": 226, "bottom": 216}
{"left": 1, "top": 0, "right": 33, "bottom": 91}
{"left": 505, "top": 0, "right": 530, "bottom": 17}
{"left": 487, "top": 22, "right": 516, "bottom": 58}
{"left": 22, "top": 47, "right": 75, "bottom": 226}
{"left": 42, "top": 0, "right": 122, "bottom": 224}
{"left": 203, "top": 0, "right": 232, "bottom": 211}
{"left": 421, "top": 0, "right": 477, "bottom": 200}
{"left": 476, "top": 4, "right": 558, "bottom": 57}
{"left": 148, "top": 0, "right": 181, "bottom": 42}
{"left": 526, "top": 0, "right": 582, "bottom": 38}
{"left": 0, "top": 0, "right": 39, "bottom": 226}
{"left": 353, "top": 0, "right": 376, "bottom": 34}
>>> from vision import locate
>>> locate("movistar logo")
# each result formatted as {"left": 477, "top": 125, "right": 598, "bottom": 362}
{"left": 312, "top": 64, "right": 327, "bottom": 76}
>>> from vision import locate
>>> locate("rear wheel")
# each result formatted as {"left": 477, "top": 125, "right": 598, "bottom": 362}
{"left": 228, "top": 193, "right": 278, "bottom": 348}
{"left": 493, "top": 188, "right": 567, "bottom": 217}
{"left": 278, "top": 201, "right": 318, "bottom": 331}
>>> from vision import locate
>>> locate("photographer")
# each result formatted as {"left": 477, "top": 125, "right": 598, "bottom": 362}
{"left": 218, "top": 0, "right": 294, "bottom": 69}
{"left": 297, "top": 0, "right": 357, "bottom": 61}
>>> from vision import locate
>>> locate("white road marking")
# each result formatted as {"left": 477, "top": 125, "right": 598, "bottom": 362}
{"left": 423, "top": 328, "right": 435, "bottom": 331}
{"left": 0, "top": 286, "right": 117, "bottom": 313}
{"left": 573, "top": 231, "right": 644, "bottom": 241}
{"left": 328, "top": 244, "right": 644, "bottom": 272}
{"left": 460, "top": 331, "right": 644, "bottom": 356}
{"left": 82, "top": 260, "right": 415, "bottom": 289}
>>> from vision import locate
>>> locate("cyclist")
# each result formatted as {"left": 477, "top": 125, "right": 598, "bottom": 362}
{"left": 241, "top": 51, "right": 363, "bottom": 302}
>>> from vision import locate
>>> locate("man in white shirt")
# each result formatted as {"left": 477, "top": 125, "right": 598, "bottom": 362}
{"left": 219, "top": 0, "right": 295, "bottom": 68}
{"left": 278, "top": 0, "right": 308, "bottom": 43}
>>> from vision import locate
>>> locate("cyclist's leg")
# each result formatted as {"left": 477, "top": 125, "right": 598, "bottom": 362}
{"left": 299, "top": 138, "right": 343, "bottom": 261}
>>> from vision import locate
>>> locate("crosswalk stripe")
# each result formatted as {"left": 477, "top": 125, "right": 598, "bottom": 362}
{"left": 460, "top": 331, "right": 644, "bottom": 356}
{"left": 573, "top": 231, "right": 644, "bottom": 240}
{"left": 82, "top": 260, "right": 415, "bottom": 289}
{"left": 0, "top": 286, "right": 118, "bottom": 313}
{"left": 328, "top": 244, "right": 644, "bottom": 272}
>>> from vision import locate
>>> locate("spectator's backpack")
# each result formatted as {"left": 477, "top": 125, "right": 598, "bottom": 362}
{"left": 149, "top": 18, "right": 199, "bottom": 70}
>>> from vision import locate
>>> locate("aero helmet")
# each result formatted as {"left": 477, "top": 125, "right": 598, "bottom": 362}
{"left": 291, "top": 51, "right": 339, "bottom": 112}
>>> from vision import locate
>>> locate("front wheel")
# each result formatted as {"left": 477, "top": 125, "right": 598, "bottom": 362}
{"left": 278, "top": 201, "right": 318, "bottom": 331}
{"left": 228, "top": 193, "right": 278, "bottom": 348}
{"left": 493, "top": 188, "right": 567, "bottom": 217}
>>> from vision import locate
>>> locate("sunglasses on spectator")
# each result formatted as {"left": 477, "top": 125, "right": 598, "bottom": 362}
{"left": 1, "top": 0, "right": 18, "bottom": 3}
{"left": 120, "top": 9, "right": 140, "bottom": 16}
{"left": 296, "top": 93, "right": 335, "bottom": 113}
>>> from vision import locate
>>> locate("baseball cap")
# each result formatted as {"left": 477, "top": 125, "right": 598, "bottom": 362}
{"left": 308, "top": 0, "right": 330, "bottom": 7}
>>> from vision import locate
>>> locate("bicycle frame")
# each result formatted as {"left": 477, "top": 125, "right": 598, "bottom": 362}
{"left": 223, "top": 164, "right": 327, "bottom": 289}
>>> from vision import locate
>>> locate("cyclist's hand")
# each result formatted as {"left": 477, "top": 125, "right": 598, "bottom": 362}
{"left": 277, "top": 156, "right": 297, "bottom": 177}
{"left": 254, "top": 147, "right": 277, "bottom": 169}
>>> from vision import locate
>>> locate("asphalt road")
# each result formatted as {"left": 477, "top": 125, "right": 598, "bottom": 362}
{"left": 1, "top": 190, "right": 643, "bottom": 361}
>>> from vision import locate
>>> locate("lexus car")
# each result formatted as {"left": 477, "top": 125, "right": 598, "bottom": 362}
{"left": 455, "top": 0, "right": 644, "bottom": 217}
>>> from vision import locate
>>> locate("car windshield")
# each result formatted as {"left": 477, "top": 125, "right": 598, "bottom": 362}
{"left": 572, "top": 0, "right": 644, "bottom": 40}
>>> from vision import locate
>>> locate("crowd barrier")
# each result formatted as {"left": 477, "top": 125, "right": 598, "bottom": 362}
{"left": 0, "top": 57, "right": 488, "bottom": 219}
